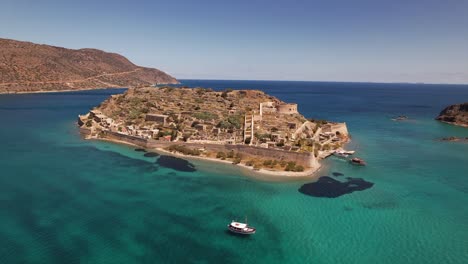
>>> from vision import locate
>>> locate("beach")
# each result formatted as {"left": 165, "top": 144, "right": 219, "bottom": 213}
{"left": 95, "top": 136, "right": 322, "bottom": 179}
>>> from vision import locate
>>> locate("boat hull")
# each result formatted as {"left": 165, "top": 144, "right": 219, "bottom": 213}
{"left": 227, "top": 225, "right": 256, "bottom": 235}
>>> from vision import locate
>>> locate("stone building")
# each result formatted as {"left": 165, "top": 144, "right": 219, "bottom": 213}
{"left": 277, "top": 103, "right": 298, "bottom": 114}
{"left": 145, "top": 114, "right": 168, "bottom": 126}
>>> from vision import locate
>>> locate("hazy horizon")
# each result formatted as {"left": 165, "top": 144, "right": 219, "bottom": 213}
{"left": 1, "top": 0, "right": 467, "bottom": 84}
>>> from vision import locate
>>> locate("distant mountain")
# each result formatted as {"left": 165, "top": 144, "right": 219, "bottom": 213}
{"left": 0, "top": 38, "right": 178, "bottom": 93}
{"left": 436, "top": 102, "right": 468, "bottom": 127}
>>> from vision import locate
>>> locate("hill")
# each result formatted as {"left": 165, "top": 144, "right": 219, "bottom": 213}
{"left": 0, "top": 38, "right": 178, "bottom": 93}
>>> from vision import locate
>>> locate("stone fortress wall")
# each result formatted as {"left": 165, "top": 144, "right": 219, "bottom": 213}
{"left": 102, "top": 131, "right": 318, "bottom": 168}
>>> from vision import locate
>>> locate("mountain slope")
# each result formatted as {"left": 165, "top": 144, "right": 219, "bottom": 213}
{"left": 0, "top": 38, "right": 178, "bottom": 93}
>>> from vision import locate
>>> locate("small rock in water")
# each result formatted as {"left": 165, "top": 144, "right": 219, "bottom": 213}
{"left": 134, "top": 148, "right": 147, "bottom": 152}
{"left": 143, "top": 152, "right": 160, "bottom": 157}
{"left": 439, "top": 136, "right": 468, "bottom": 142}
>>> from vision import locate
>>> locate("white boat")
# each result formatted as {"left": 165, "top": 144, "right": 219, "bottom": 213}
{"left": 333, "top": 151, "right": 349, "bottom": 158}
{"left": 336, "top": 149, "right": 355, "bottom": 155}
{"left": 227, "top": 220, "right": 256, "bottom": 235}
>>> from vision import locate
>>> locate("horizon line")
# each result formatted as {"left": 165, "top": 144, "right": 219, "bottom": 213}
{"left": 177, "top": 78, "right": 468, "bottom": 86}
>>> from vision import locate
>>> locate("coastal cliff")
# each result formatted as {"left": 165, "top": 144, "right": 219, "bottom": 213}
{"left": 78, "top": 87, "right": 350, "bottom": 176}
{"left": 0, "top": 38, "right": 178, "bottom": 93}
{"left": 436, "top": 102, "right": 468, "bottom": 127}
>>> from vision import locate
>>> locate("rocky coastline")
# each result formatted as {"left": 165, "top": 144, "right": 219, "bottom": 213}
{"left": 436, "top": 102, "right": 468, "bottom": 127}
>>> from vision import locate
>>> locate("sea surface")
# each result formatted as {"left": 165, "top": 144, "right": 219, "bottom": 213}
{"left": 0, "top": 80, "right": 467, "bottom": 263}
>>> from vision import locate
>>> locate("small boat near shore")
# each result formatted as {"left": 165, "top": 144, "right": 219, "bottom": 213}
{"left": 333, "top": 151, "right": 349, "bottom": 158}
{"left": 227, "top": 219, "right": 256, "bottom": 235}
{"left": 333, "top": 149, "right": 355, "bottom": 158}
{"left": 349, "top": 157, "right": 366, "bottom": 166}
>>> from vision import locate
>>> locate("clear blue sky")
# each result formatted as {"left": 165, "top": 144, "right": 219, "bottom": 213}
{"left": 1, "top": 0, "right": 467, "bottom": 84}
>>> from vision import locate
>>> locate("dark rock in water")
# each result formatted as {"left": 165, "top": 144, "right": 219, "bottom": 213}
{"left": 332, "top": 172, "right": 344, "bottom": 177}
{"left": 392, "top": 115, "right": 409, "bottom": 121}
{"left": 436, "top": 102, "right": 468, "bottom": 127}
{"left": 438, "top": 136, "right": 468, "bottom": 142}
{"left": 298, "top": 176, "right": 373, "bottom": 198}
{"left": 156, "top": 155, "right": 196, "bottom": 172}
{"left": 143, "top": 152, "right": 160, "bottom": 157}
{"left": 134, "top": 148, "right": 147, "bottom": 152}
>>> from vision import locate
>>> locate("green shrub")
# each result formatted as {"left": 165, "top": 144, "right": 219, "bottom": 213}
{"left": 245, "top": 160, "right": 255, "bottom": 166}
{"left": 233, "top": 157, "right": 241, "bottom": 164}
{"left": 217, "top": 115, "right": 243, "bottom": 129}
{"left": 263, "top": 160, "right": 273, "bottom": 166}
{"left": 294, "top": 165, "right": 305, "bottom": 172}
{"left": 193, "top": 111, "right": 218, "bottom": 121}
{"left": 166, "top": 145, "right": 201, "bottom": 156}
{"left": 221, "top": 88, "right": 233, "bottom": 98}
{"left": 227, "top": 150, "right": 235, "bottom": 158}
{"left": 285, "top": 161, "right": 297, "bottom": 171}
{"left": 216, "top": 152, "right": 226, "bottom": 160}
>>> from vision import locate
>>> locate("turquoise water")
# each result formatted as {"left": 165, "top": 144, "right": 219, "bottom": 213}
{"left": 0, "top": 81, "right": 467, "bottom": 263}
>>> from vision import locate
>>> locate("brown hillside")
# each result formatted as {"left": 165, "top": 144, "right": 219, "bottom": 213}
{"left": 0, "top": 38, "right": 178, "bottom": 93}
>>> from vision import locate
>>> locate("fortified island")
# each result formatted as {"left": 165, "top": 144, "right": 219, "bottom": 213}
{"left": 78, "top": 87, "right": 349, "bottom": 176}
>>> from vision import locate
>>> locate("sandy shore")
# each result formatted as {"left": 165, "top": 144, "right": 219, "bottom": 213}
{"left": 155, "top": 147, "right": 321, "bottom": 179}
{"left": 92, "top": 137, "right": 322, "bottom": 180}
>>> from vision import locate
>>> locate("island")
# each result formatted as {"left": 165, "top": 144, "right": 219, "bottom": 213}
{"left": 436, "top": 102, "right": 468, "bottom": 127}
{"left": 78, "top": 87, "right": 350, "bottom": 176}
{"left": 0, "top": 38, "right": 178, "bottom": 94}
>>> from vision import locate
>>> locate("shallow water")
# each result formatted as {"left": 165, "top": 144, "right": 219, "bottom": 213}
{"left": 0, "top": 81, "right": 467, "bottom": 263}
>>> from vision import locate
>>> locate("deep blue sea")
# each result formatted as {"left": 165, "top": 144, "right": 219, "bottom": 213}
{"left": 0, "top": 80, "right": 467, "bottom": 263}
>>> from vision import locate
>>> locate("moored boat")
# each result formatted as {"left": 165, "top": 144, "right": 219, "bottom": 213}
{"left": 349, "top": 157, "right": 366, "bottom": 166}
{"left": 335, "top": 148, "right": 355, "bottom": 155}
{"left": 227, "top": 220, "right": 256, "bottom": 235}
{"left": 333, "top": 151, "right": 349, "bottom": 158}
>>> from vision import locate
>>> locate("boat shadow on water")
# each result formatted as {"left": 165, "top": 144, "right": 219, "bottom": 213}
{"left": 224, "top": 230, "right": 256, "bottom": 239}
